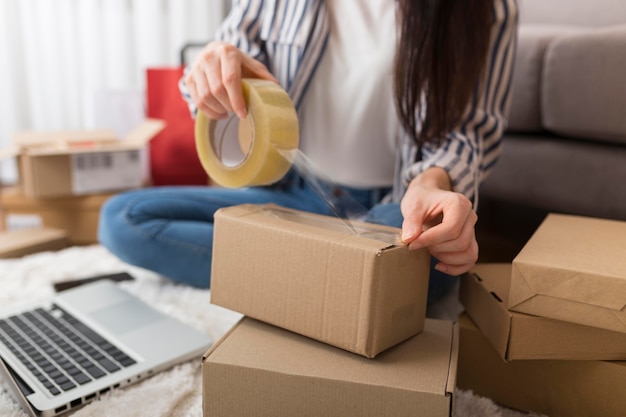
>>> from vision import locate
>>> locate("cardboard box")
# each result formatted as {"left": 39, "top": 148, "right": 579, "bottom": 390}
{"left": 1, "top": 187, "right": 114, "bottom": 245}
{"left": 457, "top": 313, "right": 626, "bottom": 417}
{"left": 203, "top": 317, "right": 458, "bottom": 417}
{"left": 210, "top": 204, "right": 431, "bottom": 358}
{"left": 0, "top": 227, "right": 68, "bottom": 258}
{"left": 7, "top": 119, "right": 164, "bottom": 198}
{"left": 461, "top": 263, "right": 626, "bottom": 361}
{"left": 509, "top": 214, "right": 626, "bottom": 333}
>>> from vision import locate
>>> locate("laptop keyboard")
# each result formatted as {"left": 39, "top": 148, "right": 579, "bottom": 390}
{"left": 0, "top": 305, "right": 136, "bottom": 396}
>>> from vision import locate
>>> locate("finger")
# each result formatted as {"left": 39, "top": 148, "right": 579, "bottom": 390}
{"left": 401, "top": 215, "right": 423, "bottom": 245}
{"left": 413, "top": 201, "right": 475, "bottom": 249}
{"left": 186, "top": 74, "right": 228, "bottom": 119}
{"left": 220, "top": 55, "right": 247, "bottom": 119}
{"left": 425, "top": 212, "right": 476, "bottom": 254}
{"left": 433, "top": 239, "right": 479, "bottom": 276}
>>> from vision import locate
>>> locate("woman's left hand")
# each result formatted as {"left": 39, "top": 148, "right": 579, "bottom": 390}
{"left": 400, "top": 167, "right": 478, "bottom": 276}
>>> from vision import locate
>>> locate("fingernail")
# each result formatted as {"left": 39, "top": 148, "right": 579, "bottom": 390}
{"left": 435, "top": 263, "right": 447, "bottom": 273}
{"left": 401, "top": 227, "right": 415, "bottom": 242}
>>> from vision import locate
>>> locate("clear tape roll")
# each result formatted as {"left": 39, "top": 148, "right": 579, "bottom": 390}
{"left": 195, "top": 78, "right": 299, "bottom": 188}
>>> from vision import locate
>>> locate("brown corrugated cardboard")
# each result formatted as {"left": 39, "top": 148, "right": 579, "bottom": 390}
{"left": 0, "top": 227, "right": 68, "bottom": 258}
{"left": 457, "top": 313, "right": 626, "bottom": 417}
{"left": 508, "top": 213, "right": 626, "bottom": 333}
{"left": 461, "top": 263, "right": 626, "bottom": 361}
{"left": 203, "top": 317, "right": 458, "bottom": 417}
{"left": 210, "top": 204, "right": 431, "bottom": 358}
{"left": 1, "top": 187, "right": 114, "bottom": 245}
{"left": 10, "top": 119, "right": 164, "bottom": 198}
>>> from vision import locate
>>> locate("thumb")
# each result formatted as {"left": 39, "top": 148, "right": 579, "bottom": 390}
{"left": 401, "top": 214, "right": 423, "bottom": 244}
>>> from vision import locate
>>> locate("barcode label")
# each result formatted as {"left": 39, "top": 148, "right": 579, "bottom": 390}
{"left": 74, "top": 153, "right": 114, "bottom": 171}
{"left": 6, "top": 214, "right": 43, "bottom": 231}
{"left": 70, "top": 150, "right": 146, "bottom": 194}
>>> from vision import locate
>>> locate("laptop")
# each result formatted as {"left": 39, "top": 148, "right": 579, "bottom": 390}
{"left": 0, "top": 276, "right": 213, "bottom": 417}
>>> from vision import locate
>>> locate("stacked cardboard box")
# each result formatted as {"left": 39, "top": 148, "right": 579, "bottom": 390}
{"left": 1, "top": 187, "right": 115, "bottom": 245}
{"left": 0, "top": 120, "right": 164, "bottom": 251}
{"left": 0, "top": 227, "right": 68, "bottom": 258}
{"left": 203, "top": 204, "right": 458, "bottom": 417}
{"left": 6, "top": 119, "right": 163, "bottom": 199}
{"left": 458, "top": 214, "right": 626, "bottom": 417}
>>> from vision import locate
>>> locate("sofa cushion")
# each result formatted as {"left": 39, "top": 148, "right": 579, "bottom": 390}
{"left": 507, "top": 25, "right": 581, "bottom": 133}
{"left": 520, "top": 0, "right": 626, "bottom": 27}
{"left": 542, "top": 24, "right": 626, "bottom": 145}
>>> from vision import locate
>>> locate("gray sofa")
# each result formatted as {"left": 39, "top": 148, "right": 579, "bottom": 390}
{"left": 477, "top": 0, "right": 626, "bottom": 260}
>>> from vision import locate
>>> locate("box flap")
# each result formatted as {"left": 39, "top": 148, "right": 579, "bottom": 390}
{"left": 123, "top": 118, "right": 166, "bottom": 145}
{"left": 12, "top": 119, "right": 165, "bottom": 156}
{"left": 0, "top": 146, "right": 19, "bottom": 161}
{"left": 0, "top": 228, "right": 68, "bottom": 258}
{"left": 13, "top": 129, "right": 118, "bottom": 148}
{"left": 446, "top": 323, "right": 459, "bottom": 396}
{"left": 460, "top": 265, "right": 512, "bottom": 359}
{"left": 510, "top": 214, "right": 626, "bottom": 312}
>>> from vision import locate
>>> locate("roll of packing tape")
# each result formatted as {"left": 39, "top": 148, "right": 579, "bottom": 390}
{"left": 195, "top": 78, "right": 299, "bottom": 188}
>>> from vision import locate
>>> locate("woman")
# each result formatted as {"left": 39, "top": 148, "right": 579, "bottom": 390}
{"left": 99, "top": 0, "right": 518, "bottom": 304}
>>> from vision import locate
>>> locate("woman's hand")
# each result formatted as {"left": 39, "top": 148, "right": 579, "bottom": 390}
{"left": 184, "top": 41, "right": 278, "bottom": 120}
{"left": 400, "top": 167, "right": 478, "bottom": 276}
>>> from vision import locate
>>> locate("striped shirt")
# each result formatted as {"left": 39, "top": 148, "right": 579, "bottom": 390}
{"left": 180, "top": 0, "right": 518, "bottom": 207}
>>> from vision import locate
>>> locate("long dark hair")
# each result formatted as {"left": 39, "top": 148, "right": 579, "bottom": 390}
{"left": 394, "top": 0, "right": 493, "bottom": 146}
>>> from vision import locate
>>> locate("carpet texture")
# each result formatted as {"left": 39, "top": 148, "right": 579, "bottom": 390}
{"left": 0, "top": 245, "right": 542, "bottom": 417}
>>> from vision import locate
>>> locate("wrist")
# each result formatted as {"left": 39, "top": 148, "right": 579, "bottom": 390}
{"left": 409, "top": 167, "right": 452, "bottom": 192}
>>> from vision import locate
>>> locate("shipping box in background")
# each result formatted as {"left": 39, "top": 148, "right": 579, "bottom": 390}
{"left": 203, "top": 317, "right": 458, "bottom": 417}
{"left": 9, "top": 119, "right": 164, "bottom": 198}
{"left": 461, "top": 263, "right": 626, "bottom": 361}
{"left": 210, "top": 204, "right": 431, "bottom": 358}
{"left": 0, "top": 228, "right": 68, "bottom": 258}
{"left": 457, "top": 313, "right": 626, "bottom": 417}
{"left": 509, "top": 213, "right": 626, "bottom": 333}
{"left": 1, "top": 187, "right": 114, "bottom": 245}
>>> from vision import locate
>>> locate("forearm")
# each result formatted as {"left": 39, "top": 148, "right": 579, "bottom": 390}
{"left": 407, "top": 166, "right": 452, "bottom": 193}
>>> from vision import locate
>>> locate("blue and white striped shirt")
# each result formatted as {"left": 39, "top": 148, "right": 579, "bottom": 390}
{"left": 181, "top": 0, "right": 518, "bottom": 206}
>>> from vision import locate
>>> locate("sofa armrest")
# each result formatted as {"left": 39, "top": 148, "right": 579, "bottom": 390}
{"left": 542, "top": 24, "right": 626, "bottom": 145}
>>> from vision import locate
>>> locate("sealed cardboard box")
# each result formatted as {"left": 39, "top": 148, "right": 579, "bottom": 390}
{"left": 508, "top": 214, "right": 626, "bottom": 333}
{"left": 461, "top": 263, "right": 626, "bottom": 361}
{"left": 1, "top": 187, "right": 114, "bottom": 245}
{"left": 210, "top": 204, "right": 431, "bottom": 358}
{"left": 457, "top": 313, "right": 626, "bottom": 417}
{"left": 203, "top": 317, "right": 458, "bottom": 417}
{"left": 0, "top": 227, "right": 68, "bottom": 258}
{"left": 8, "top": 119, "right": 164, "bottom": 198}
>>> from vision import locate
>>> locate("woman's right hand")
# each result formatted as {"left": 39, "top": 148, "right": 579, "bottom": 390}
{"left": 184, "top": 41, "right": 278, "bottom": 120}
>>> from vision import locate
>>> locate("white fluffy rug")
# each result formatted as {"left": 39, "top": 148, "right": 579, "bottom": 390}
{"left": 0, "top": 245, "right": 541, "bottom": 417}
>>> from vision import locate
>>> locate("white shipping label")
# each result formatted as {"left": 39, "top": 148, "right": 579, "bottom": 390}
{"left": 70, "top": 150, "right": 145, "bottom": 194}
{"left": 6, "top": 214, "right": 44, "bottom": 230}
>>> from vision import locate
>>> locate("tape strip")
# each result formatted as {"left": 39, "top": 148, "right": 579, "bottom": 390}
{"left": 195, "top": 78, "right": 395, "bottom": 240}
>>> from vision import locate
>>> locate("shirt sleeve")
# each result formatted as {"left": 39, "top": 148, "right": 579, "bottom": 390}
{"left": 178, "top": 0, "right": 269, "bottom": 118}
{"left": 401, "top": 0, "right": 519, "bottom": 207}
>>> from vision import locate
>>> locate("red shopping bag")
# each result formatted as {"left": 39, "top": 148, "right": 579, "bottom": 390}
{"left": 146, "top": 43, "right": 209, "bottom": 186}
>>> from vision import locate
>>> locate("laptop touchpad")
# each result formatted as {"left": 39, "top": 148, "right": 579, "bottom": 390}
{"left": 89, "top": 300, "right": 165, "bottom": 334}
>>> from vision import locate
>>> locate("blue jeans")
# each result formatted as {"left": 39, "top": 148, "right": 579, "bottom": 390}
{"left": 98, "top": 172, "right": 457, "bottom": 304}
